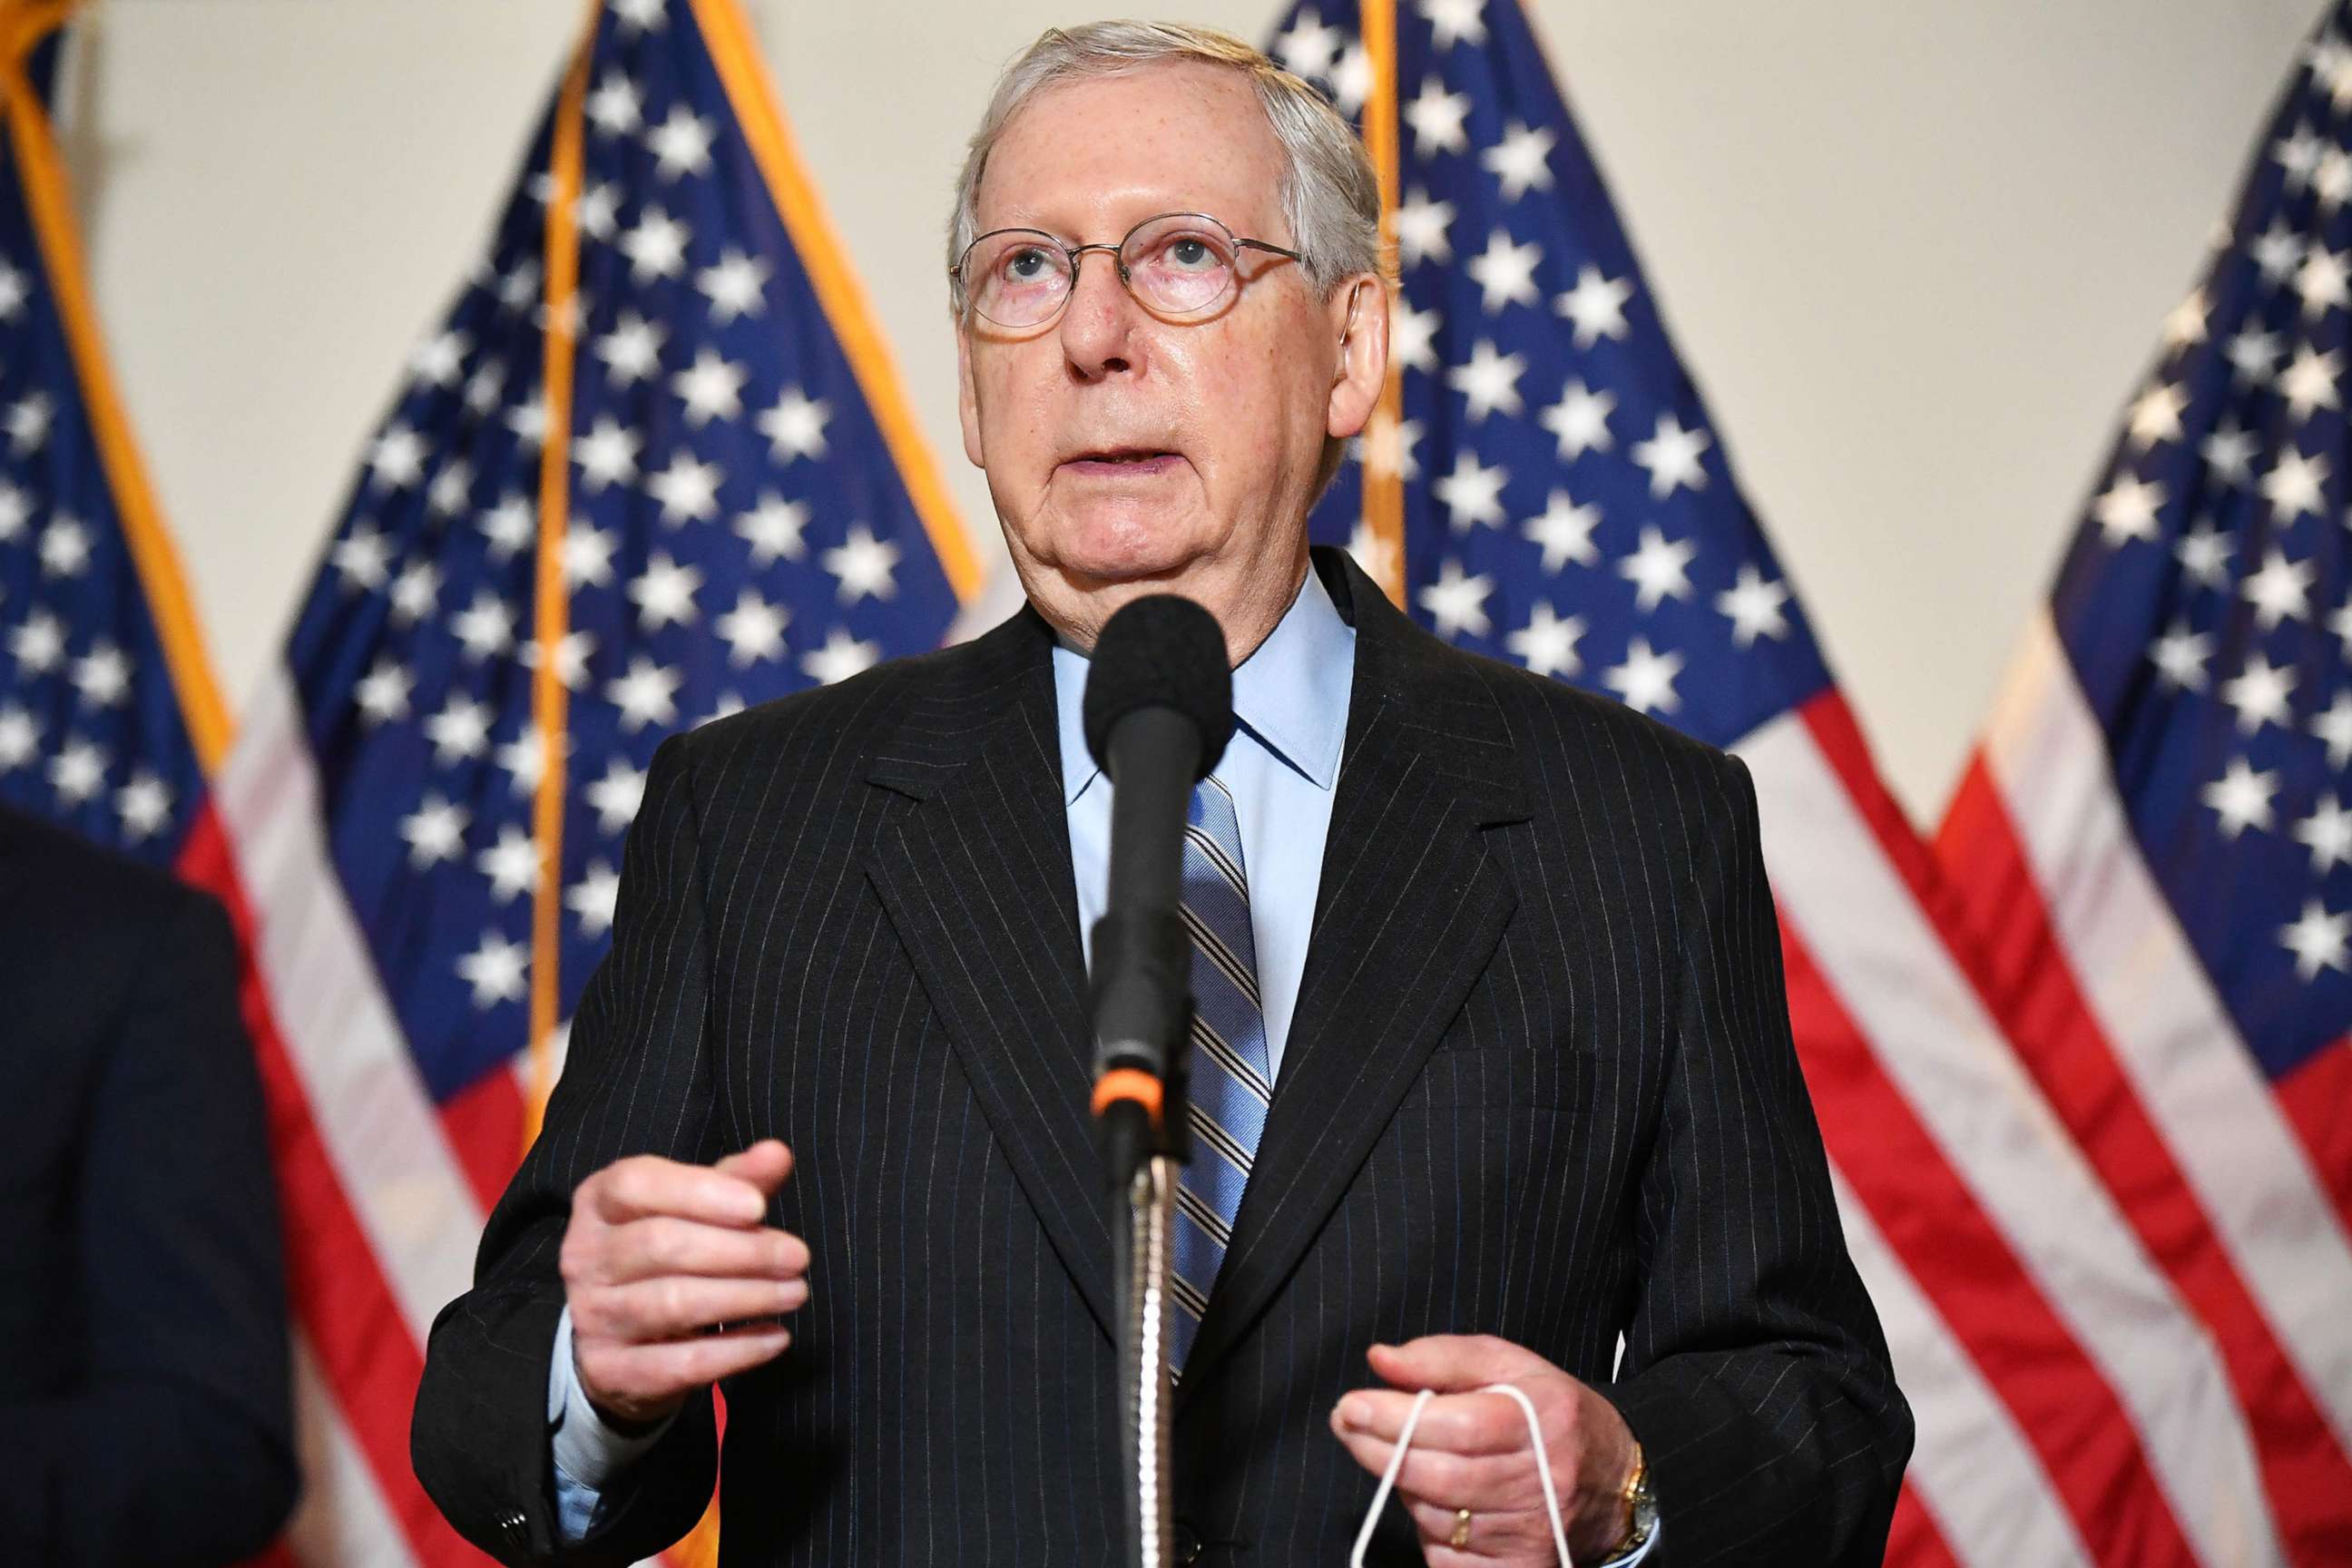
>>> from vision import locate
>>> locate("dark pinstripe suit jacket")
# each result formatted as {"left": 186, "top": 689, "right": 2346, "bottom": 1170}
{"left": 413, "top": 547, "right": 1911, "bottom": 1566}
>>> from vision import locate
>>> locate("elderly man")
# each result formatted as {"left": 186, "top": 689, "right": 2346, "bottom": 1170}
{"left": 414, "top": 22, "right": 1910, "bottom": 1567}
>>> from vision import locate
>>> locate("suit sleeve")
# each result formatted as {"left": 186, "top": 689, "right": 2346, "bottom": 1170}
{"left": 0, "top": 887, "right": 298, "bottom": 1568}
{"left": 412, "top": 734, "right": 728, "bottom": 1567}
{"left": 1600, "top": 752, "right": 1914, "bottom": 1565}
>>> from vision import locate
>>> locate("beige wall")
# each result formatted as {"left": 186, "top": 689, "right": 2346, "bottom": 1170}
{"left": 61, "top": 0, "right": 2323, "bottom": 820}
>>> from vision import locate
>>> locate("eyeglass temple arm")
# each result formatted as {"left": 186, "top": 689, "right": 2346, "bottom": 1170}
{"left": 1235, "top": 238, "right": 1304, "bottom": 262}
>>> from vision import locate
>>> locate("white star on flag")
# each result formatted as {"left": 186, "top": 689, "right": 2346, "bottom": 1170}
{"left": 596, "top": 311, "right": 668, "bottom": 386}
{"left": 627, "top": 552, "right": 704, "bottom": 630}
{"left": 563, "top": 519, "right": 619, "bottom": 588}
{"left": 607, "top": 656, "right": 683, "bottom": 732}
{"left": 1481, "top": 121, "right": 1555, "bottom": 200}
{"left": 2314, "top": 691, "right": 2352, "bottom": 768}
{"left": 647, "top": 452, "right": 724, "bottom": 525}
{"left": 1446, "top": 339, "right": 1526, "bottom": 422}
{"left": 1716, "top": 564, "right": 1791, "bottom": 647}
{"left": 697, "top": 248, "right": 771, "bottom": 322}
{"left": 1554, "top": 266, "right": 1632, "bottom": 348}
{"left": 736, "top": 492, "right": 810, "bottom": 564}
{"left": 423, "top": 695, "right": 494, "bottom": 763}
{"left": 1433, "top": 451, "right": 1509, "bottom": 531}
{"left": 1417, "top": 557, "right": 1494, "bottom": 639}
{"left": 1394, "top": 188, "right": 1455, "bottom": 267}
{"left": 822, "top": 523, "right": 902, "bottom": 603}
{"left": 1603, "top": 636, "right": 1683, "bottom": 715}
{"left": 2241, "top": 547, "right": 2315, "bottom": 630}
{"left": 1522, "top": 488, "right": 1600, "bottom": 571}
{"left": 585, "top": 758, "right": 648, "bottom": 837}
{"left": 1619, "top": 524, "right": 1697, "bottom": 612}
{"left": 645, "top": 105, "right": 716, "bottom": 180}
{"left": 1539, "top": 377, "right": 1613, "bottom": 460}
{"left": 620, "top": 206, "right": 691, "bottom": 281}
{"left": 1418, "top": 0, "right": 1488, "bottom": 50}
{"left": 2220, "top": 652, "right": 2297, "bottom": 734}
{"left": 2149, "top": 622, "right": 2213, "bottom": 692}
{"left": 1465, "top": 229, "right": 1543, "bottom": 313}
{"left": 457, "top": 933, "right": 529, "bottom": 1009}
{"left": 400, "top": 796, "right": 470, "bottom": 868}
{"left": 2202, "top": 756, "right": 2278, "bottom": 838}
{"left": 760, "top": 386, "right": 832, "bottom": 461}
{"left": 2293, "top": 795, "right": 2352, "bottom": 875}
{"left": 1404, "top": 76, "right": 1472, "bottom": 157}
{"left": 476, "top": 826, "right": 541, "bottom": 903}
{"left": 2261, "top": 448, "right": 2328, "bottom": 522}
{"left": 573, "top": 416, "right": 642, "bottom": 491}
{"left": 567, "top": 862, "right": 622, "bottom": 938}
{"left": 1630, "top": 413, "right": 1709, "bottom": 498}
{"left": 801, "top": 626, "right": 880, "bottom": 685}
{"left": 2279, "top": 897, "right": 2351, "bottom": 981}
{"left": 1504, "top": 602, "right": 1583, "bottom": 677}
{"left": 716, "top": 587, "right": 789, "bottom": 665}
{"left": 2091, "top": 474, "right": 2165, "bottom": 544}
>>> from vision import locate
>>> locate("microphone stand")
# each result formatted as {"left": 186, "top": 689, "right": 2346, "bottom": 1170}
{"left": 1112, "top": 1083, "right": 1185, "bottom": 1568}
{"left": 1089, "top": 712, "right": 1200, "bottom": 1568}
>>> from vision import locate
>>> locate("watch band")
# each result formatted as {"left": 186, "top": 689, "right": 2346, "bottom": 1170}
{"left": 1596, "top": 1442, "right": 1657, "bottom": 1563}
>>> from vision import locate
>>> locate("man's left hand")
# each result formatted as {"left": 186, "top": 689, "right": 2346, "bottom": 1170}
{"left": 1329, "top": 1335, "right": 1639, "bottom": 1565}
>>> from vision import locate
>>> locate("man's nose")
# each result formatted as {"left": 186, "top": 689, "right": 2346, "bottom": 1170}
{"left": 1057, "top": 249, "right": 1141, "bottom": 378}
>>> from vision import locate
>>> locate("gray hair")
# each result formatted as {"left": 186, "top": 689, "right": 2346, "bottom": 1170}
{"left": 946, "top": 21, "right": 1384, "bottom": 309}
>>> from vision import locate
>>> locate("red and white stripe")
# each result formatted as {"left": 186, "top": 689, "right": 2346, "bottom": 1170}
{"left": 1737, "top": 690, "right": 2288, "bottom": 1565}
{"left": 1939, "top": 610, "right": 2352, "bottom": 1562}
{"left": 212, "top": 667, "right": 716, "bottom": 1566}
{"left": 193, "top": 670, "right": 495, "bottom": 1568}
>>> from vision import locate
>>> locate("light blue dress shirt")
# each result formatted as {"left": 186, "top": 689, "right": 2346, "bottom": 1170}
{"left": 1054, "top": 563, "right": 1354, "bottom": 1078}
{"left": 548, "top": 567, "right": 1652, "bottom": 1563}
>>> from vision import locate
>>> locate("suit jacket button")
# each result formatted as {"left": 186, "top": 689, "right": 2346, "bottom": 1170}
{"left": 1174, "top": 1518, "right": 1202, "bottom": 1564}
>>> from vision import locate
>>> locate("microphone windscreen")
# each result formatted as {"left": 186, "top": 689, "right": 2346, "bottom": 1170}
{"left": 1082, "top": 595, "right": 1235, "bottom": 781}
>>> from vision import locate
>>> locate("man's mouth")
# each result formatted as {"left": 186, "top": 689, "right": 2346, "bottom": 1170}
{"left": 1059, "top": 446, "right": 1183, "bottom": 477}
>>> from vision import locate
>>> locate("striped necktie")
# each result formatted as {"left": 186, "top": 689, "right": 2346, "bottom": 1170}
{"left": 1169, "top": 773, "right": 1272, "bottom": 1377}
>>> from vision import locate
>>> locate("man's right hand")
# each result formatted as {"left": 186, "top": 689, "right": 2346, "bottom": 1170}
{"left": 559, "top": 1139, "right": 808, "bottom": 1428}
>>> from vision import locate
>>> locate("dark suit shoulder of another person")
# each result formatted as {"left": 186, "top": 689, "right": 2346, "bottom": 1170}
{"left": 0, "top": 805, "right": 298, "bottom": 1568}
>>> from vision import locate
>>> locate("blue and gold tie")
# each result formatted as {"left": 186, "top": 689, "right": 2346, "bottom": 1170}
{"left": 1168, "top": 774, "right": 1272, "bottom": 1377}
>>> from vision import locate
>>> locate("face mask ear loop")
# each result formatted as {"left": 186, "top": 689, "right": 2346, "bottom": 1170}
{"left": 1347, "top": 1383, "right": 1576, "bottom": 1568}
{"left": 1348, "top": 1388, "right": 1432, "bottom": 1568}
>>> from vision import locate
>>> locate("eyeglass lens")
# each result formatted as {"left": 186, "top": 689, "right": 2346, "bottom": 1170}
{"left": 964, "top": 215, "right": 1243, "bottom": 327}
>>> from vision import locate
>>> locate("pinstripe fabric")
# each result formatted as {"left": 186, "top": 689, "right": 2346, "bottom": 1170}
{"left": 413, "top": 548, "right": 1912, "bottom": 1567}
{"left": 1170, "top": 775, "right": 1273, "bottom": 1375}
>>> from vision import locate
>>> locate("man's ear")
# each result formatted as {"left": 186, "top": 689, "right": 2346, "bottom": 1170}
{"left": 955, "top": 320, "right": 986, "bottom": 469}
{"left": 1325, "top": 274, "right": 1389, "bottom": 442}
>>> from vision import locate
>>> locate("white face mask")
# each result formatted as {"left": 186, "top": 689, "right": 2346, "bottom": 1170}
{"left": 1348, "top": 1382, "right": 1578, "bottom": 1568}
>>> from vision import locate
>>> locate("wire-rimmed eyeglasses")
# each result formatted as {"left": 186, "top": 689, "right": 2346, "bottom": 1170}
{"left": 950, "top": 211, "right": 1303, "bottom": 328}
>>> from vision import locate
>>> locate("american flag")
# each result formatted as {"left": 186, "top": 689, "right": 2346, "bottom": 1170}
{"left": 1269, "top": 0, "right": 2310, "bottom": 1562}
{"left": 1939, "top": 3, "right": 2352, "bottom": 1562}
{"left": 209, "top": 0, "right": 975, "bottom": 1562}
{"left": 0, "top": 12, "right": 218, "bottom": 861}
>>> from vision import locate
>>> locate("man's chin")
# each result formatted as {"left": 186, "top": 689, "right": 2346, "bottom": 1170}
{"left": 1037, "top": 523, "right": 1214, "bottom": 592}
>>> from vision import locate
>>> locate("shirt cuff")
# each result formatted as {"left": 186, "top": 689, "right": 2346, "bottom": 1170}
{"left": 549, "top": 1305, "right": 678, "bottom": 1491}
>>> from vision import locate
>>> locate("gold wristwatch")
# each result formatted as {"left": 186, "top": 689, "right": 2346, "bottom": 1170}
{"left": 1597, "top": 1442, "right": 1658, "bottom": 1563}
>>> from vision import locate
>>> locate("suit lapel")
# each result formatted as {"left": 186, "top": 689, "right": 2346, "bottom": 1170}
{"left": 862, "top": 610, "right": 1117, "bottom": 1342}
{"left": 1179, "top": 552, "right": 1530, "bottom": 1404}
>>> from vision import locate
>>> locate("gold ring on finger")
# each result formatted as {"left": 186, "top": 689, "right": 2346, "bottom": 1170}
{"left": 1449, "top": 1508, "right": 1472, "bottom": 1550}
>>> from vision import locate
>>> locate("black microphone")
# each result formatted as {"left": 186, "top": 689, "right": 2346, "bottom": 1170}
{"left": 1082, "top": 594, "right": 1235, "bottom": 1191}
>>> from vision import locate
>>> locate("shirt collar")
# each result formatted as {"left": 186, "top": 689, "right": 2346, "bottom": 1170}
{"left": 1051, "top": 565, "right": 1355, "bottom": 808}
